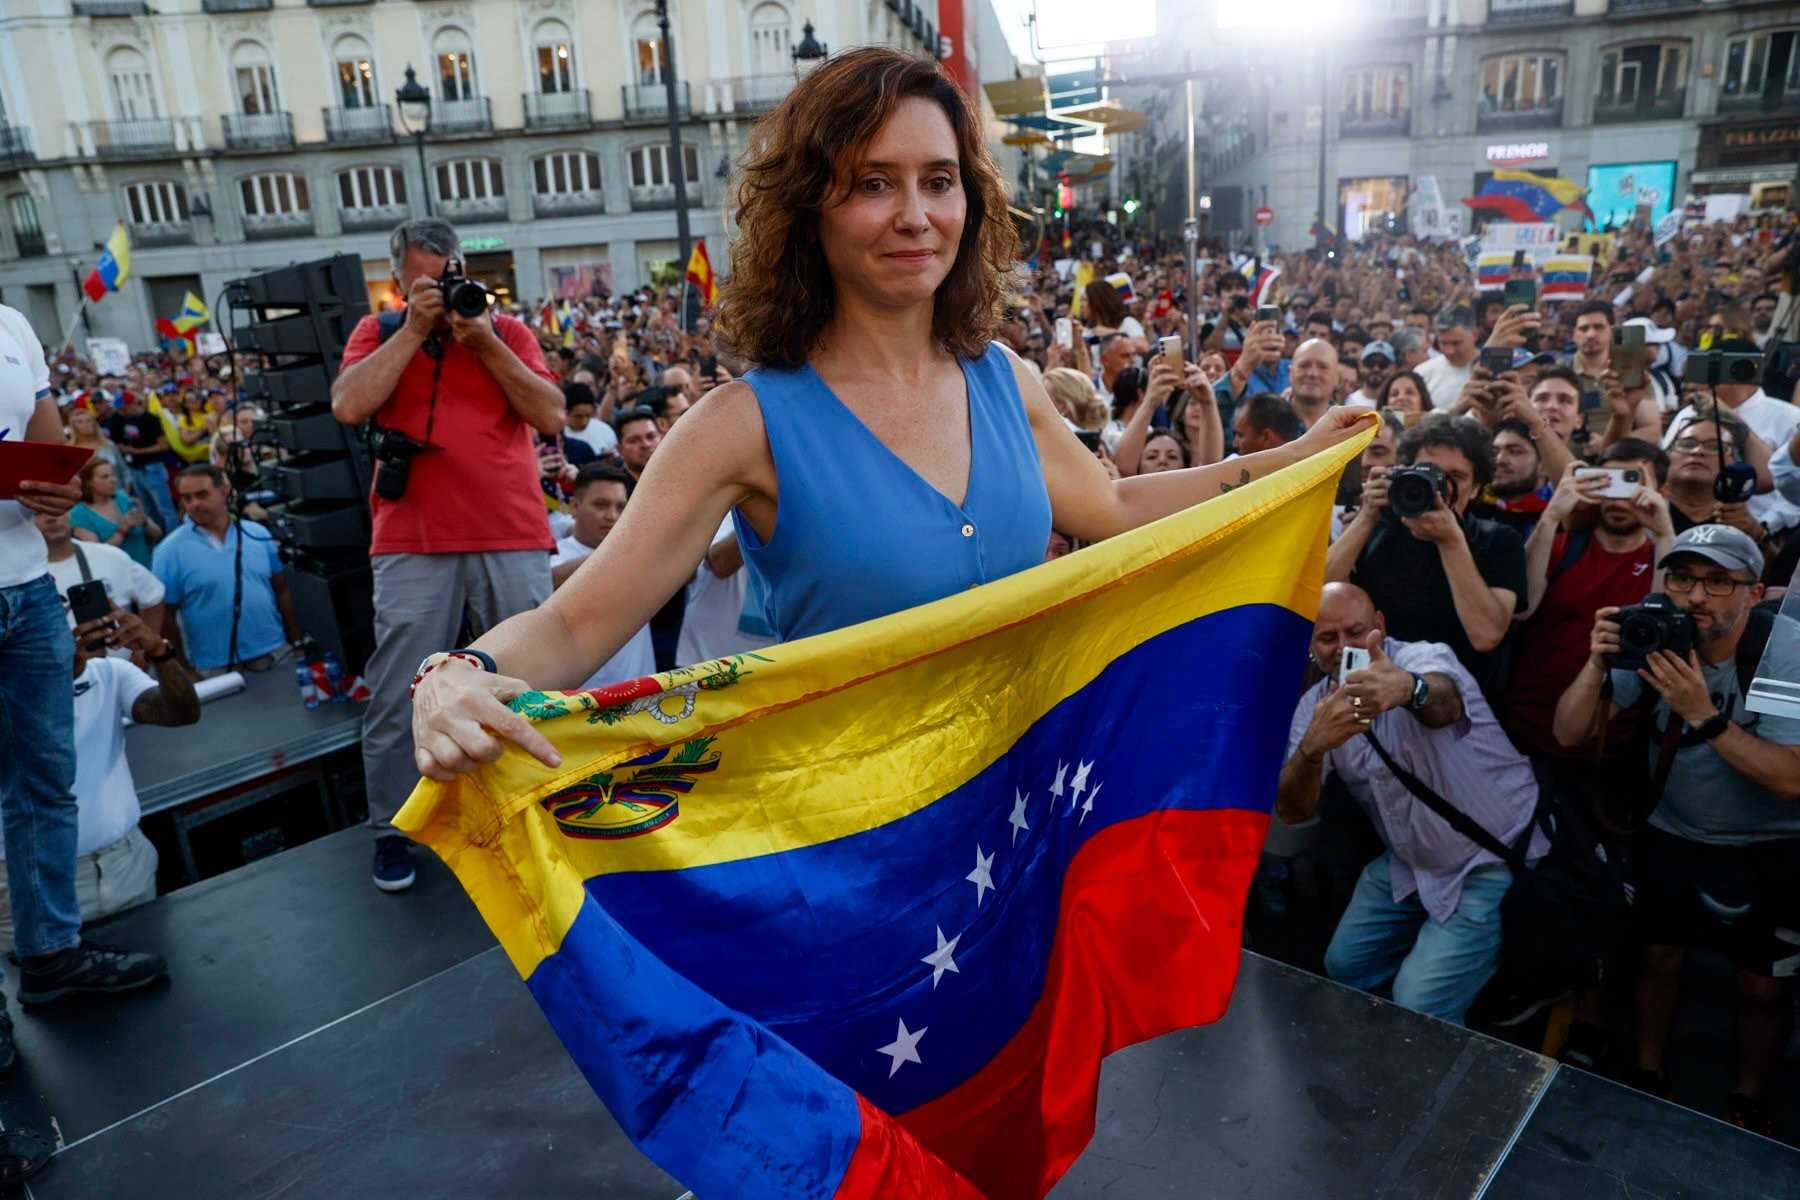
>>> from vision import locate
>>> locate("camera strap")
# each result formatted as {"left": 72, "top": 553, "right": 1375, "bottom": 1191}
{"left": 72, "top": 542, "right": 93, "bottom": 584}
{"left": 1361, "top": 729, "right": 1528, "bottom": 871}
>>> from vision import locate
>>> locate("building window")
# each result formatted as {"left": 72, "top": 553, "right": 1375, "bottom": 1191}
{"left": 629, "top": 143, "right": 700, "bottom": 188}
{"left": 433, "top": 27, "right": 477, "bottom": 100}
{"left": 240, "top": 172, "right": 309, "bottom": 217}
{"left": 229, "top": 41, "right": 279, "bottom": 116}
{"left": 633, "top": 15, "right": 664, "bottom": 85}
{"left": 1340, "top": 65, "right": 1408, "bottom": 125}
{"left": 1722, "top": 29, "right": 1800, "bottom": 102}
{"left": 106, "top": 47, "right": 160, "bottom": 121}
{"left": 534, "top": 20, "right": 576, "bottom": 93}
{"left": 124, "top": 180, "right": 188, "bottom": 226}
{"left": 534, "top": 151, "right": 602, "bottom": 196}
{"left": 334, "top": 35, "right": 377, "bottom": 109}
{"left": 1480, "top": 52, "right": 1562, "bottom": 114}
{"left": 1596, "top": 41, "right": 1688, "bottom": 115}
{"left": 337, "top": 165, "right": 406, "bottom": 209}
{"left": 8, "top": 193, "right": 43, "bottom": 239}
{"left": 748, "top": 2, "right": 791, "bottom": 77}
{"left": 436, "top": 158, "right": 505, "bottom": 201}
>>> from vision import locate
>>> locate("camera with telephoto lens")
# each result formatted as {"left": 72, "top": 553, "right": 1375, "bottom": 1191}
{"left": 438, "top": 267, "right": 489, "bottom": 319}
{"left": 1605, "top": 592, "right": 1695, "bottom": 672}
{"left": 1386, "top": 462, "right": 1451, "bottom": 520}
{"left": 1682, "top": 350, "right": 1763, "bottom": 387}
{"left": 369, "top": 426, "right": 433, "bottom": 501}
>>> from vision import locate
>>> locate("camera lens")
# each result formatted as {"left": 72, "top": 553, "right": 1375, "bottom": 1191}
{"left": 1389, "top": 475, "right": 1433, "bottom": 519}
{"left": 450, "top": 280, "right": 488, "bottom": 318}
{"left": 1619, "top": 613, "right": 1663, "bottom": 657}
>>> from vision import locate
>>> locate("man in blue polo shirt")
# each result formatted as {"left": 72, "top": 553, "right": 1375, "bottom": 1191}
{"left": 152, "top": 464, "right": 300, "bottom": 674}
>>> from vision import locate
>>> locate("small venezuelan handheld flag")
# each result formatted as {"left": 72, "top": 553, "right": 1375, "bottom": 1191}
{"left": 396, "top": 432, "right": 1370, "bottom": 1200}
{"left": 82, "top": 222, "right": 131, "bottom": 303}
{"left": 1475, "top": 252, "right": 1515, "bottom": 292}
{"left": 1539, "top": 255, "right": 1594, "bottom": 302}
{"left": 684, "top": 238, "right": 718, "bottom": 308}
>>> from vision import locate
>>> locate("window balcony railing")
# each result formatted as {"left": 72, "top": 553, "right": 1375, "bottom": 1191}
{"left": 244, "top": 211, "right": 316, "bottom": 241}
{"left": 1477, "top": 97, "right": 1565, "bottom": 131}
{"left": 323, "top": 104, "right": 393, "bottom": 144}
{"left": 222, "top": 111, "right": 295, "bottom": 151}
{"left": 0, "top": 124, "right": 34, "bottom": 167}
{"left": 1607, "top": 0, "right": 1696, "bottom": 10}
{"left": 522, "top": 90, "right": 592, "bottom": 128}
{"left": 129, "top": 220, "right": 194, "bottom": 248}
{"left": 339, "top": 203, "right": 409, "bottom": 233}
{"left": 14, "top": 230, "right": 47, "bottom": 259}
{"left": 1339, "top": 110, "right": 1411, "bottom": 138}
{"left": 89, "top": 118, "right": 177, "bottom": 157}
{"left": 1486, "top": 0, "right": 1573, "bottom": 21}
{"left": 533, "top": 191, "right": 606, "bottom": 218}
{"left": 1717, "top": 87, "right": 1800, "bottom": 117}
{"left": 622, "top": 81, "right": 690, "bottom": 121}
{"left": 201, "top": 0, "right": 272, "bottom": 11}
{"left": 305, "top": 0, "right": 373, "bottom": 6}
{"left": 72, "top": 0, "right": 149, "bottom": 14}
{"left": 725, "top": 74, "right": 793, "bottom": 115}
{"left": 429, "top": 96, "right": 492, "bottom": 136}
{"left": 438, "top": 195, "right": 508, "bottom": 224}
{"left": 1593, "top": 89, "right": 1687, "bottom": 124}
{"left": 630, "top": 184, "right": 687, "bottom": 212}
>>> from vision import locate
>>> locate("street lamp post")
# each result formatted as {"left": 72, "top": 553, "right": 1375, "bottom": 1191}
{"left": 655, "top": 0, "right": 691, "bottom": 272}
{"left": 792, "top": 19, "right": 828, "bottom": 69}
{"left": 395, "top": 65, "right": 433, "bottom": 218}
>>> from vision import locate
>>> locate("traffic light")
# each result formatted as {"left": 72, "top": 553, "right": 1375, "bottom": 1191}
{"left": 1053, "top": 204, "right": 1064, "bottom": 219}
{"left": 1122, "top": 198, "right": 1140, "bottom": 215}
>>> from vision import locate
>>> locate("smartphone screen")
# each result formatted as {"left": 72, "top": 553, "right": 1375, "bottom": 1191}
{"left": 1611, "top": 325, "right": 1646, "bottom": 389}
{"left": 1255, "top": 305, "right": 1280, "bottom": 325}
{"left": 1503, "top": 278, "right": 1536, "bottom": 309}
{"left": 1055, "top": 317, "right": 1073, "bottom": 349}
{"left": 1481, "top": 346, "right": 1513, "bottom": 375}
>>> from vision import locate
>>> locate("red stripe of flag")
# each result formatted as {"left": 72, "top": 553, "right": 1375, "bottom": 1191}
{"left": 1460, "top": 194, "right": 1543, "bottom": 224}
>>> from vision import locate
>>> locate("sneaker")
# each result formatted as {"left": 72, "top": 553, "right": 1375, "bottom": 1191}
{"left": 1623, "top": 1067, "right": 1672, "bottom": 1101}
{"left": 0, "top": 1008, "right": 14, "bottom": 1076}
{"left": 1723, "top": 1093, "right": 1774, "bottom": 1138}
{"left": 1467, "top": 982, "right": 1571, "bottom": 1029}
{"left": 1557, "top": 1021, "right": 1608, "bottom": 1072}
{"left": 16, "top": 941, "right": 167, "bottom": 1006}
{"left": 373, "top": 835, "right": 416, "bottom": 893}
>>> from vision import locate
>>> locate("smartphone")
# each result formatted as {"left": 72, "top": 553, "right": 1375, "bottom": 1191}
{"left": 612, "top": 331, "right": 628, "bottom": 358}
{"left": 699, "top": 354, "right": 717, "bottom": 377}
{"left": 1580, "top": 389, "right": 1604, "bottom": 412}
{"left": 1158, "top": 335, "right": 1184, "bottom": 371}
{"left": 1054, "top": 317, "right": 1073, "bottom": 349}
{"left": 1576, "top": 466, "right": 1643, "bottom": 499}
{"left": 1074, "top": 429, "right": 1102, "bottom": 452}
{"left": 1338, "top": 646, "right": 1371, "bottom": 685}
{"left": 1502, "top": 277, "right": 1537, "bottom": 309}
{"left": 1480, "top": 346, "right": 1514, "bottom": 375}
{"left": 1511, "top": 250, "right": 1527, "bottom": 270}
{"left": 1255, "top": 305, "right": 1280, "bottom": 325}
{"left": 68, "top": 580, "right": 112, "bottom": 626}
{"left": 1611, "top": 324, "right": 1646, "bottom": 389}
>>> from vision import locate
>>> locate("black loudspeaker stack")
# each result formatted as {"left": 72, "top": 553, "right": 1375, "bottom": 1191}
{"left": 226, "top": 254, "right": 375, "bottom": 674}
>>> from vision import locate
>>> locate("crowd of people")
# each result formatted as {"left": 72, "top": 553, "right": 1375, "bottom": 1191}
{"left": 3, "top": 196, "right": 1799, "bottom": 1146}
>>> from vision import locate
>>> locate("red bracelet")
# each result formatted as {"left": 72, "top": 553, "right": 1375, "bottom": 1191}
{"left": 408, "top": 651, "right": 487, "bottom": 699}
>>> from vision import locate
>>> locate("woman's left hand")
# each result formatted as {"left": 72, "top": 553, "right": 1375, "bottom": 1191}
{"left": 1294, "top": 406, "right": 1379, "bottom": 457}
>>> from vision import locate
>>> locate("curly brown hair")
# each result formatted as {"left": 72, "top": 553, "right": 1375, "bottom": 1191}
{"left": 716, "top": 47, "right": 1016, "bottom": 369}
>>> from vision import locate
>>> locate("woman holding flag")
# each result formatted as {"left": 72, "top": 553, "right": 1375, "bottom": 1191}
{"left": 410, "top": 46, "right": 1374, "bottom": 778}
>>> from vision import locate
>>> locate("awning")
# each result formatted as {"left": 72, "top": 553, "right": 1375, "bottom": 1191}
{"left": 985, "top": 78, "right": 1048, "bottom": 117}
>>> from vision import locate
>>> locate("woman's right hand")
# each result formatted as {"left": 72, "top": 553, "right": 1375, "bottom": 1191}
{"left": 411, "top": 663, "right": 564, "bottom": 782}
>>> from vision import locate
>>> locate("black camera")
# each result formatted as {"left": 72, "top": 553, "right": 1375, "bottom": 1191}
{"left": 438, "top": 268, "right": 489, "bottom": 319}
{"left": 1605, "top": 593, "right": 1695, "bottom": 672}
{"left": 370, "top": 426, "right": 434, "bottom": 501}
{"left": 1683, "top": 350, "right": 1763, "bottom": 387}
{"left": 1387, "top": 462, "right": 1450, "bottom": 520}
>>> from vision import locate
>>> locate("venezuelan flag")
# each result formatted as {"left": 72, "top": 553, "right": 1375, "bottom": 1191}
{"left": 1475, "top": 252, "right": 1515, "bottom": 292}
{"left": 1539, "top": 254, "right": 1594, "bottom": 302}
{"left": 1464, "top": 170, "right": 1593, "bottom": 224}
{"left": 684, "top": 238, "right": 718, "bottom": 308}
{"left": 395, "top": 432, "right": 1369, "bottom": 1200}
{"left": 82, "top": 222, "right": 131, "bottom": 303}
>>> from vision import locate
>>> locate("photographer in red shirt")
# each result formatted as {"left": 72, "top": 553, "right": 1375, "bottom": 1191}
{"left": 332, "top": 218, "right": 564, "bottom": 892}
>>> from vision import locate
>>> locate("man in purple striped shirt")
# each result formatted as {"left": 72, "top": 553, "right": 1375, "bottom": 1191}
{"left": 1278, "top": 582, "right": 1545, "bottom": 1025}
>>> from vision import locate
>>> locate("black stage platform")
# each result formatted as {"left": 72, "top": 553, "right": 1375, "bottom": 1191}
{"left": 3, "top": 828, "right": 1794, "bottom": 1199}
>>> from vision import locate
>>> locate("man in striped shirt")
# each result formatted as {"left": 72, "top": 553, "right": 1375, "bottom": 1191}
{"left": 1277, "top": 582, "right": 1545, "bottom": 1025}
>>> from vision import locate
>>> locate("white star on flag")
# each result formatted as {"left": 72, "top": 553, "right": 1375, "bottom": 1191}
{"left": 1081, "top": 780, "right": 1101, "bottom": 824}
{"left": 921, "top": 926, "right": 961, "bottom": 988}
{"left": 1009, "top": 789, "right": 1030, "bottom": 844}
{"left": 966, "top": 845, "right": 995, "bottom": 905}
{"left": 1049, "top": 761, "right": 1067, "bottom": 804}
{"left": 877, "top": 1017, "right": 927, "bottom": 1078}
{"left": 1069, "top": 760, "right": 1093, "bottom": 813}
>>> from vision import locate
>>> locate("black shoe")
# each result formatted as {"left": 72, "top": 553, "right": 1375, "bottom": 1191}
{"left": 373, "top": 835, "right": 416, "bottom": 893}
{"left": 1467, "top": 981, "right": 1571, "bottom": 1029}
{"left": 1557, "top": 1020, "right": 1608, "bottom": 1072}
{"left": 16, "top": 941, "right": 168, "bottom": 1006}
{"left": 1723, "top": 1093, "right": 1774, "bottom": 1138}
{"left": 0, "top": 1008, "right": 15, "bottom": 1076}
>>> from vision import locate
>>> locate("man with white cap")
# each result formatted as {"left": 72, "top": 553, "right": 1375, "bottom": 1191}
{"left": 1552, "top": 524, "right": 1800, "bottom": 1136}
{"left": 1345, "top": 341, "right": 1394, "bottom": 408}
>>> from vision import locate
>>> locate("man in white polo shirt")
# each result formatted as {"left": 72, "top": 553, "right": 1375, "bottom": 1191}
{"left": 0, "top": 302, "right": 167, "bottom": 1077}
{"left": 549, "top": 462, "right": 655, "bottom": 689}
{"left": 34, "top": 509, "right": 165, "bottom": 649}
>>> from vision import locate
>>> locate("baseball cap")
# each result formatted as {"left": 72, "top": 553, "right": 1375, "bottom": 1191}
{"left": 1621, "top": 315, "right": 1675, "bottom": 345}
{"left": 1510, "top": 348, "right": 1557, "bottom": 368}
{"left": 1359, "top": 340, "right": 1395, "bottom": 363}
{"left": 1658, "top": 524, "right": 1764, "bottom": 579}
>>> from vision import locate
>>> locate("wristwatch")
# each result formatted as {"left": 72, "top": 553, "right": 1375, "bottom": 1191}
{"left": 1693, "top": 712, "right": 1731, "bottom": 741}
{"left": 1406, "top": 672, "right": 1430, "bottom": 712}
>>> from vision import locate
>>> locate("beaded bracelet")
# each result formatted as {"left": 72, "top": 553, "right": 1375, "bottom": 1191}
{"left": 409, "top": 650, "right": 490, "bottom": 699}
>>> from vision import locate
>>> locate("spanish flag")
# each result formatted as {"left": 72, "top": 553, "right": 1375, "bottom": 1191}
{"left": 684, "top": 238, "right": 718, "bottom": 308}
{"left": 396, "top": 431, "right": 1369, "bottom": 1200}
{"left": 82, "top": 222, "right": 131, "bottom": 303}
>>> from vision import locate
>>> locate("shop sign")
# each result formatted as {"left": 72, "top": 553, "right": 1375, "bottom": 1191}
{"left": 460, "top": 235, "right": 506, "bottom": 253}
{"left": 1484, "top": 141, "right": 1551, "bottom": 166}
{"left": 1698, "top": 118, "right": 1800, "bottom": 169}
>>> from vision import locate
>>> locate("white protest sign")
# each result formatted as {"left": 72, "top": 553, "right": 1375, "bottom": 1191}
{"left": 1653, "top": 211, "right": 1681, "bottom": 247}
{"left": 1480, "top": 223, "right": 1559, "bottom": 254}
{"left": 84, "top": 337, "right": 131, "bottom": 376}
{"left": 196, "top": 331, "right": 227, "bottom": 356}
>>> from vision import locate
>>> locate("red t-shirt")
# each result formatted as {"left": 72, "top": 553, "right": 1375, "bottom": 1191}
{"left": 339, "top": 313, "right": 557, "bottom": 556}
{"left": 1500, "top": 531, "right": 1655, "bottom": 758}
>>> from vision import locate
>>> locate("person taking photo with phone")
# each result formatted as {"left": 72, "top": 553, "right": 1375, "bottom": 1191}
{"left": 330, "top": 217, "right": 567, "bottom": 892}
{"left": 408, "top": 48, "right": 1374, "bottom": 784}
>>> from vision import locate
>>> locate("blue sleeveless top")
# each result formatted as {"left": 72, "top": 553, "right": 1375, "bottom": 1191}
{"left": 732, "top": 343, "right": 1052, "bottom": 642}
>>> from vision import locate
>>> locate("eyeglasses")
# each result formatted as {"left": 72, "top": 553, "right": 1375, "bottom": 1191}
{"left": 1670, "top": 437, "right": 1734, "bottom": 456}
{"left": 1664, "top": 568, "right": 1749, "bottom": 597}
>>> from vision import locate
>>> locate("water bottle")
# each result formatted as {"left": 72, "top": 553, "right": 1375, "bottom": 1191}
{"left": 295, "top": 648, "right": 321, "bottom": 710}
{"left": 322, "top": 652, "right": 347, "bottom": 704}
